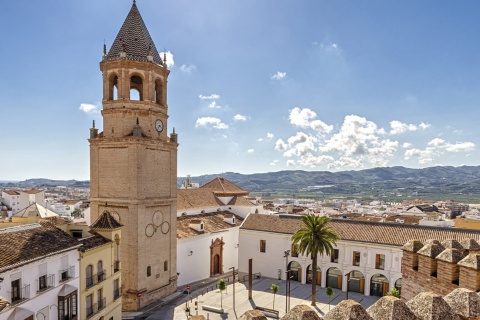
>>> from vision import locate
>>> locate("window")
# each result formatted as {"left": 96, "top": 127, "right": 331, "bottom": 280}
{"left": 147, "top": 266, "right": 151, "bottom": 277}
{"left": 353, "top": 251, "right": 361, "bottom": 266}
{"left": 113, "top": 279, "right": 120, "bottom": 300}
{"left": 376, "top": 254, "right": 385, "bottom": 270}
{"left": 98, "top": 261, "right": 104, "bottom": 282}
{"left": 331, "top": 249, "right": 339, "bottom": 263}
{"left": 86, "top": 294, "right": 93, "bottom": 317}
{"left": 11, "top": 279, "right": 21, "bottom": 302}
{"left": 38, "top": 275, "right": 47, "bottom": 291}
{"left": 59, "top": 291, "right": 77, "bottom": 320}
{"left": 260, "top": 240, "right": 266, "bottom": 253}
{"left": 98, "top": 288, "right": 105, "bottom": 310}
{"left": 164, "top": 260, "right": 168, "bottom": 271}
{"left": 291, "top": 244, "right": 299, "bottom": 258}
{"left": 86, "top": 265, "right": 93, "bottom": 288}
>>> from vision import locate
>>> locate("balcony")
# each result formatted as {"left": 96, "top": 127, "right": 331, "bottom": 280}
{"left": 9, "top": 284, "right": 30, "bottom": 305}
{"left": 59, "top": 266, "right": 75, "bottom": 283}
{"left": 86, "top": 303, "right": 97, "bottom": 319}
{"left": 86, "top": 270, "right": 106, "bottom": 289}
{"left": 98, "top": 297, "right": 106, "bottom": 311}
{"left": 114, "top": 288, "right": 122, "bottom": 300}
{"left": 114, "top": 260, "right": 121, "bottom": 273}
{"left": 37, "top": 274, "right": 55, "bottom": 293}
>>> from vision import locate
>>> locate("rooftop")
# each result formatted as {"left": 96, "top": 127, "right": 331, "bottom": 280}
{"left": 177, "top": 211, "right": 243, "bottom": 239}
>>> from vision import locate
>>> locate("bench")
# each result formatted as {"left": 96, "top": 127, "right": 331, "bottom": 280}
{"left": 202, "top": 305, "right": 224, "bottom": 314}
{"left": 255, "top": 306, "right": 279, "bottom": 319}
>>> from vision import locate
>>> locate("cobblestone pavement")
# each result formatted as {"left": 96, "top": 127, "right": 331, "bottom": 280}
{"left": 131, "top": 276, "right": 380, "bottom": 320}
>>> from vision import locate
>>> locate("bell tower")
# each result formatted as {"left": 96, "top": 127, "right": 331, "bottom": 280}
{"left": 89, "top": 1, "right": 178, "bottom": 311}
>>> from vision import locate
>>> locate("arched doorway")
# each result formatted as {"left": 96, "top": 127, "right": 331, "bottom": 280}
{"left": 395, "top": 278, "right": 402, "bottom": 295}
{"left": 370, "top": 274, "right": 389, "bottom": 297}
{"left": 348, "top": 270, "right": 365, "bottom": 293}
{"left": 288, "top": 261, "right": 302, "bottom": 282}
{"left": 327, "top": 267, "right": 342, "bottom": 289}
{"left": 210, "top": 237, "right": 225, "bottom": 276}
{"left": 213, "top": 255, "right": 220, "bottom": 274}
{"left": 306, "top": 265, "right": 321, "bottom": 285}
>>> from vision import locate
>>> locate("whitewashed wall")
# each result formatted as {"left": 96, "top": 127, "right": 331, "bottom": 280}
{"left": 0, "top": 249, "right": 80, "bottom": 320}
{"left": 177, "top": 227, "right": 240, "bottom": 287}
{"left": 238, "top": 229, "right": 402, "bottom": 296}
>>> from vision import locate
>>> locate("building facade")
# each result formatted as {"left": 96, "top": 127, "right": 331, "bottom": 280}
{"left": 88, "top": 2, "right": 178, "bottom": 310}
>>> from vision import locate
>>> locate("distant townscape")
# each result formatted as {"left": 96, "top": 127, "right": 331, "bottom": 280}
{"left": 3, "top": 1, "right": 480, "bottom": 320}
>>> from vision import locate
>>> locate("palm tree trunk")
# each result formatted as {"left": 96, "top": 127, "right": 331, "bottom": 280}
{"left": 311, "top": 253, "right": 317, "bottom": 306}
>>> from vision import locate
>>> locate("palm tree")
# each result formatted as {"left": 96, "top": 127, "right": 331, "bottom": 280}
{"left": 291, "top": 215, "right": 339, "bottom": 306}
{"left": 270, "top": 283, "right": 279, "bottom": 310}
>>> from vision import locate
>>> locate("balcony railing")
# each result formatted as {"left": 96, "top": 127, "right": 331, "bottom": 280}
{"left": 98, "top": 297, "right": 106, "bottom": 311}
{"left": 114, "top": 260, "right": 121, "bottom": 273}
{"left": 114, "top": 288, "right": 121, "bottom": 300}
{"left": 86, "top": 270, "right": 106, "bottom": 289}
{"left": 97, "top": 270, "right": 106, "bottom": 283}
{"left": 9, "top": 284, "right": 30, "bottom": 305}
{"left": 59, "top": 266, "right": 75, "bottom": 283}
{"left": 86, "top": 303, "right": 97, "bottom": 318}
{"left": 37, "top": 274, "right": 55, "bottom": 292}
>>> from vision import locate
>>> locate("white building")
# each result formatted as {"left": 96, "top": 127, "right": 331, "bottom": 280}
{"left": 0, "top": 223, "right": 81, "bottom": 320}
{"left": 176, "top": 177, "right": 264, "bottom": 287}
{"left": 238, "top": 214, "right": 480, "bottom": 297}
{"left": 1, "top": 191, "right": 28, "bottom": 215}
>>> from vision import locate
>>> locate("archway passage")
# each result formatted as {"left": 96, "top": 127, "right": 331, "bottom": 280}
{"left": 348, "top": 270, "right": 365, "bottom": 293}
{"left": 370, "top": 273, "right": 389, "bottom": 297}
{"left": 395, "top": 278, "right": 402, "bottom": 296}
{"left": 327, "top": 267, "right": 342, "bottom": 289}
{"left": 210, "top": 237, "right": 225, "bottom": 276}
{"left": 306, "top": 264, "right": 321, "bottom": 285}
{"left": 288, "top": 261, "right": 302, "bottom": 282}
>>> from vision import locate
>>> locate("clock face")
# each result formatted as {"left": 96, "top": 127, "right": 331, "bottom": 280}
{"left": 155, "top": 119, "right": 164, "bottom": 132}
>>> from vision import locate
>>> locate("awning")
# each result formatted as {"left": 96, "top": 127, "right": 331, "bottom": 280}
{"left": 58, "top": 284, "right": 77, "bottom": 297}
{"left": 7, "top": 307, "right": 34, "bottom": 320}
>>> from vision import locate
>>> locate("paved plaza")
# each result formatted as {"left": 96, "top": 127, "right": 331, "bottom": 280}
{"left": 129, "top": 276, "right": 380, "bottom": 319}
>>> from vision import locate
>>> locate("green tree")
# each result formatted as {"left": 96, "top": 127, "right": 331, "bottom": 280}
{"left": 386, "top": 287, "right": 400, "bottom": 298}
{"left": 218, "top": 278, "right": 226, "bottom": 308}
{"left": 326, "top": 287, "right": 334, "bottom": 311}
{"left": 292, "top": 215, "right": 339, "bottom": 306}
{"left": 270, "top": 283, "right": 279, "bottom": 310}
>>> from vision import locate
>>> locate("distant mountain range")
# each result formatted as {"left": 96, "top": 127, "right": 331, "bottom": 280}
{"left": 3, "top": 166, "right": 480, "bottom": 201}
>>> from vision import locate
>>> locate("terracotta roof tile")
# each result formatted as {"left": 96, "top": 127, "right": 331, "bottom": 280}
{"left": 240, "top": 214, "right": 480, "bottom": 246}
{"left": 79, "top": 231, "right": 112, "bottom": 252}
{"left": 106, "top": 2, "right": 165, "bottom": 66}
{"left": 177, "top": 211, "right": 243, "bottom": 239}
{"left": 200, "top": 177, "right": 249, "bottom": 196}
{"left": 0, "top": 222, "right": 81, "bottom": 271}
{"left": 90, "top": 210, "right": 124, "bottom": 230}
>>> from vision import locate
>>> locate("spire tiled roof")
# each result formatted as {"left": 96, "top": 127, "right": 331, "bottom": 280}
{"left": 90, "top": 210, "right": 124, "bottom": 230}
{"left": 106, "top": 2, "right": 165, "bottom": 66}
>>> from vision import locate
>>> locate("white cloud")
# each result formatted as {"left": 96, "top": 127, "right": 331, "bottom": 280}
{"left": 267, "top": 132, "right": 274, "bottom": 138}
{"left": 234, "top": 114, "right": 247, "bottom": 121}
{"left": 389, "top": 120, "right": 417, "bottom": 135}
{"left": 445, "top": 142, "right": 475, "bottom": 152}
{"left": 310, "top": 120, "right": 333, "bottom": 133}
{"left": 404, "top": 139, "right": 474, "bottom": 165}
{"left": 428, "top": 138, "right": 445, "bottom": 147}
{"left": 199, "top": 94, "right": 220, "bottom": 100}
{"left": 271, "top": 71, "right": 287, "bottom": 80}
{"left": 270, "top": 160, "right": 279, "bottom": 166}
{"left": 275, "top": 139, "right": 288, "bottom": 151}
{"left": 247, "top": 149, "right": 255, "bottom": 154}
{"left": 289, "top": 107, "right": 318, "bottom": 127}
{"left": 402, "top": 142, "right": 412, "bottom": 148}
{"left": 328, "top": 157, "right": 363, "bottom": 169}
{"left": 286, "top": 160, "right": 296, "bottom": 166}
{"left": 195, "top": 117, "right": 229, "bottom": 129}
{"left": 298, "top": 154, "right": 334, "bottom": 167}
{"left": 320, "top": 42, "right": 341, "bottom": 54}
{"left": 159, "top": 51, "right": 174, "bottom": 68}
{"left": 419, "top": 122, "right": 431, "bottom": 130}
{"left": 257, "top": 138, "right": 263, "bottom": 142}
{"left": 208, "top": 101, "right": 221, "bottom": 109}
{"left": 79, "top": 103, "right": 100, "bottom": 113}
{"left": 180, "top": 64, "right": 196, "bottom": 73}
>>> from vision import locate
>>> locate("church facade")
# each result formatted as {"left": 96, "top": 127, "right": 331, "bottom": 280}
{"left": 89, "top": 2, "right": 178, "bottom": 310}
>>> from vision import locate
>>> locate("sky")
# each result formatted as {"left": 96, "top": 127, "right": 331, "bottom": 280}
{"left": 2, "top": 1, "right": 480, "bottom": 180}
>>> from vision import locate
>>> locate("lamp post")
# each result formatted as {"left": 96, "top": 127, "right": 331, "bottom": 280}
{"left": 345, "top": 271, "right": 352, "bottom": 300}
{"left": 284, "top": 250, "right": 290, "bottom": 313}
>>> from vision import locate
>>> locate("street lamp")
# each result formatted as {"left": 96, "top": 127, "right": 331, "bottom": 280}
{"left": 284, "top": 250, "right": 290, "bottom": 313}
{"left": 345, "top": 271, "right": 352, "bottom": 300}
